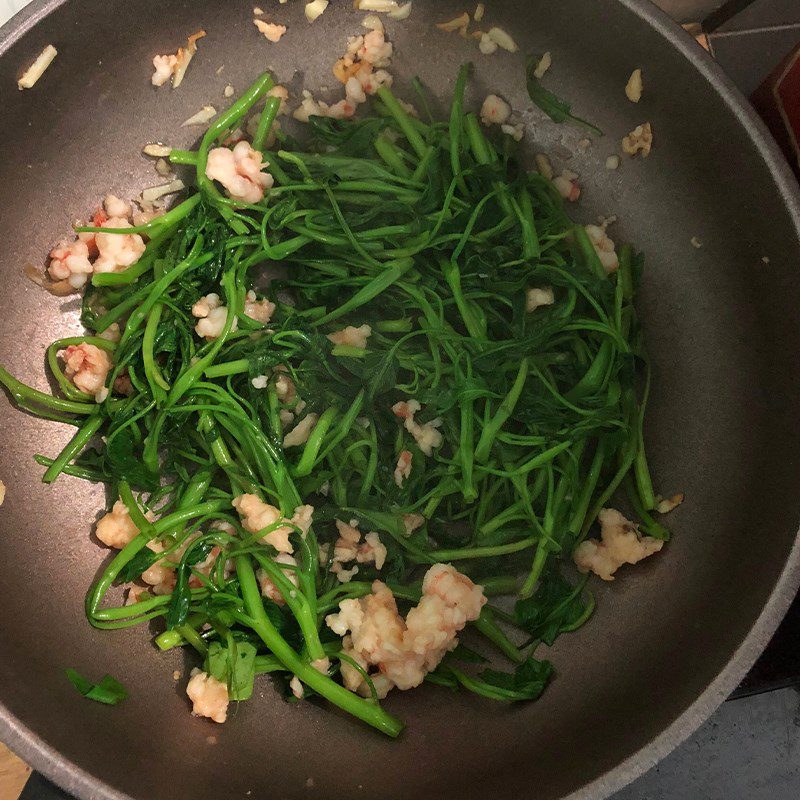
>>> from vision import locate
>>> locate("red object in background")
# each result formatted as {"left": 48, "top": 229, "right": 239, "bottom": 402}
{"left": 752, "top": 43, "right": 800, "bottom": 178}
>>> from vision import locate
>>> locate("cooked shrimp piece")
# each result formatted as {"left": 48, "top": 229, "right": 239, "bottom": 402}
{"left": 232, "top": 495, "right": 313, "bottom": 554}
{"left": 327, "top": 324, "right": 372, "bottom": 349}
{"left": 359, "top": 29, "right": 393, "bottom": 67}
{"left": 93, "top": 218, "right": 146, "bottom": 274}
{"left": 151, "top": 54, "right": 178, "bottom": 86}
{"left": 573, "top": 508, "right": 663, "bottom": 580}
{"left": 585, "top": 223, "right": 619, "bottom": 274}
{"left": 258, "top": 553, "right": 299, "bottom": 604}
{"left": 391, "top": 399, "right": 443, "bottom": 456}
{"left": 244, "top": 290, "right": 275, "bottom": 324}
{"left": 205, "top": 141, "right": 274, "bottom": 204}
{"left": 326, "top": 564, "right": 485, "bottom": 696}
{"left": 103, "top": 194, "right": 132, "bottom": 219}
{"left": 47, "top": 239, "right": 93, "bottom": 288}
{"left": 61, "top": 343, "right": 111, "bottom": 398}
{"left": 552, "top": 170, "right": 581, "bottom": 202}
{"left": 480, "top": 94, "right": 511, "bottom": 126}
{"left": 394, "top": 449, "right": 412, "bottom": 487}
{"left": 186, "top": 669, "right": 229, "bottom": 723}
{"left": 95, "top": 500, "right": 142, "bottom": 549}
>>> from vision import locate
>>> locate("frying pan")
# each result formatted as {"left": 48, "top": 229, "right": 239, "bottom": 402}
{"left": 1, "top": 1, "right": 799, "bottom": 798}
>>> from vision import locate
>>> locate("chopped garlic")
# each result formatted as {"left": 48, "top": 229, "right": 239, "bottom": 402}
{"left": 478, "top": 33, "right": 497, "bottom": 54}
{"left": 18, "top": 44, "right": 57, "bottom": 90}
{"left": 501, "top": 122, "right": 524, "bottom": 141}
{"left": 437, "top": 12, "right": 470, "bottom": 32}
{"left": 535, "top": 153, "right": 554, "bottom": 180}
{"left": 362, "top": 13, "right": 384, "bottom": 31}
{"left": 181, "top": 105, "right": 217, "bottom": 127}
{"left": 656, "top": 493, "right": 685, "bottom": 514}
{"left": 143, "top": 143, "right": 173, "bottom": 157}
{"left": 526, "top": 287, "right": 555, "bottom": 312}
{"left": 154, "top": 157, "right": 173, "bottom": 177}
{"left": 357, "top": 0, "right": 410, "bottom": 16}
{"left": 305, "top": 0, "right": 329, "bottom": 22}
{"left": 625, "top": 68, "right": 643, "bottom": 103}
{"left": 253, "top": 6, "right": 264, "bottom": 14}
{"left": 487, "top": 26, "right": 518, "bottom": 52}
{"left": 690, "top": 236, "right": 702, "bottom": 249}
{"left": 389, "top": 1, "right": 412, "bottom": 19}
{"left": 224, "top": 84, "right": 235, "bottom": 98}
{"left": 533, "top": 52, "right": 552, "bottom": 79}
{"left": 0, "top": 480, "right": 5, "bottom": 506}
{"left": 140, "top": 179, "right": 185, "bottom": 205}
{"left": 474, "top": 3, "right": 485, "bottom": 21}
{"left": 605, "top": 154, "right": 620, "bottom": 170}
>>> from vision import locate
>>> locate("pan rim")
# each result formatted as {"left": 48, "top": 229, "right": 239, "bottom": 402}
{"left": 0, "top": 1, "right": 799, "bottom": 799}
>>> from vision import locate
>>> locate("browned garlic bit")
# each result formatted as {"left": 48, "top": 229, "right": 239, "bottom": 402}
{"left": 254, "top": 19, "right": 287, "bottom": 42}
{"left": 622, "top": 122, "right": 653, "bottom": 157}
{"left": 656, "top": 493, "right": 685, "bottom": 514}
{"left": 151, "top": 30, "right": 206, "bottom": 88}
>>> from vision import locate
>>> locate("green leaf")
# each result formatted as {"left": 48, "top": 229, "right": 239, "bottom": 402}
{"left": 514, "top": 569, "right": 594, "bottom": 646}
{"left": 106, "top": 428, "right": 160, "bottom": 491}
{"left": 166, "top": 538, "right": 215, "bottom": 630}
{"left": 526, "top": 54, "right": 602, "bottom": 135}
{"left": 478, "top": 656, "right": 554, "bottom": 701}
{"left": 116, "top": 548, "right": 161, "bottom": 582}
{"left": 66, "top": 669, "right": 128, "bottom": 705}
{"left": 206, "top": 641, "right": 258, "bottom": 701}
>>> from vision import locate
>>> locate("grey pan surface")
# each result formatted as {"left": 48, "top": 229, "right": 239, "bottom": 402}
{"left": 0, "top": 1, "right": 799, "bottom": 799}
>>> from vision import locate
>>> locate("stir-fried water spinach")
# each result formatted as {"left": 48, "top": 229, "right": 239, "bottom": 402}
{"left": 0, "top": 67, "right": 666, "bottom": 736}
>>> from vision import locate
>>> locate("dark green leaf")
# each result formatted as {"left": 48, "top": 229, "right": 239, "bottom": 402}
{"left": 514, "top": 569, "right": 593, "bottom": 646}
{"left": 106, "top": 429, "right": 160, "bottom": 491}
{"left": 206, "top": 641, "right": 258, "bottom": 701}
{"left": 66, "top": 668, "right": 128, "bottom": 705}
{"left": 526, "top": 54, "right": 602, "bottom": 135}
{"left": 478, "top": 656, "right": 554, "bottom": 700}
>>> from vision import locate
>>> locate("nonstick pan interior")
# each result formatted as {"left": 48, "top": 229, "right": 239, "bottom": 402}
{"left": 1, "top": 2, "right": 799, "bottom": 799}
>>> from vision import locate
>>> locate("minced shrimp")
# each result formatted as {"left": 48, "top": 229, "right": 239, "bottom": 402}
{"left": 394, "top": 449, "right": 412, "bottom": 487}
{"left": 326, "top": 564, "right": 485, "bottom": 696}
{"left": 573, "top": 508, "right": 663, "bottom": 580}
{"left": 585, "top": 222, "right": 619, "bottom": 274}
{"left": 391, "top": 399, "right": 443, "bottom": 456}
{"left": 258, "top": 553, "right": 300, "bottom": 604}
{"left": 93, "top": 218, "right": 146, "bottom": 274}
{"left": 552, "top": 170, "right": 581, "bottom": 202}
{"left": 244, "top": 290, "right": 275, "bottom": 324}
{"left": 232, "top": 495, "right": 314, "bottom": 554}
{"left": 327, "top": 324, "right": 372, "bottom": 349}
{"left": 186, "top": 669, "right": 229, "bottom": 723}
{"left": 480, "top": 94, "right": 511, "bottom": 126}
{"left": 205, "top": 141, "right": 274, "bottom": 204}
{"left": 95, "top": 499, "right": 154, "bottom": 549}
{"left": 191, "top": 293, "right": 236, "bottom": 340}
{"left": 61, "top": 343, "right": 111, "bottom": 399}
